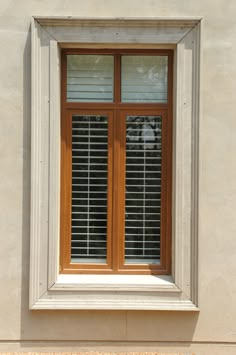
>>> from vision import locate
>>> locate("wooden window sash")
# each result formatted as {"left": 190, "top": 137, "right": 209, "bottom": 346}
{"left": 60, "top": 109, "right": 114, "bottom": 273}
{"left": 60, "top": 49, "right": 173, "bottom": 275}
{"left": 117, "top": 109, "right": 171, "bottom": 274}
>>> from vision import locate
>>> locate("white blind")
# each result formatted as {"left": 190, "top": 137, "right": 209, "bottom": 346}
{"left": 125, "top": 116, "right": 162, "bottom": 264}
{"left": 67, "top": 55, "right": 114, "bottom": 102}
{"left": 121, "top": 56, "right": 168, "bottom": 103}
{"left": 71, "top": 115, "right": 108, "bottom": 263}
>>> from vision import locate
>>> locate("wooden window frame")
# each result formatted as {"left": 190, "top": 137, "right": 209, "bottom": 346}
{"left": 60, "top": 49, "right": 173, "bottom": 275}
{"left": 30, "top": 17, "right": 200, "bottom": 310}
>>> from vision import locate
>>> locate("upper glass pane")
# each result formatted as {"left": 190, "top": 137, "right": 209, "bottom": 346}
{"left": 67, "top": 55, "right": 114, "bottom": 102}
{"left": 121, "top": 56, "right": 168, "bottom": 103}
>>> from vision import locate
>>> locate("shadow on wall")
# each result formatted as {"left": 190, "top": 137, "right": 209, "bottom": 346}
{"left": 20, "top": 23, "right": 199, "bottom": 349}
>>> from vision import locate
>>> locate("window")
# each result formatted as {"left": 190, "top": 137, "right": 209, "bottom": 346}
{"left": 60, "top": 50, "right": 173, "bottom": 274}
{"left": 30, "top": 17, "right": 200, "bottom": 310}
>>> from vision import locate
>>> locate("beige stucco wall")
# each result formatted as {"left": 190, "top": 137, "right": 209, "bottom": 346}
{"left": 0, "top": 0, "right": 236, "bottom": 354}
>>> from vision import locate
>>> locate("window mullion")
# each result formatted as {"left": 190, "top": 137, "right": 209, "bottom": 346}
{"left": 116, "top": 111, "right": 126, "bottom": 270}
{"left": 111, "top": 109, "right": 124, "bottom": 271}
{"left": 60, "top": 110, "right": 72, "bottom": 270}
{"left": 114, "top": 54, "right": 121, "bottom": 103}
{"left": 106, "top": 111, "right": 114, "bottom": 269}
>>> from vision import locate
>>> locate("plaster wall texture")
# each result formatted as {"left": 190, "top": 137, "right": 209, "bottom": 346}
{"left": 0, "top": 0, "right": 236, "bottom": 354}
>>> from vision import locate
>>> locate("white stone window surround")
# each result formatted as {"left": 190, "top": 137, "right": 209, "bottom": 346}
{"left": 30, "top": 17, "right": 201, "bottom": 310}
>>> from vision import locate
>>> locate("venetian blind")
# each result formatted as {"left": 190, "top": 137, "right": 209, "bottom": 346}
{"left": 67, "top": 55, "right": 114, "bottom": 102}
{"left": 71, "top": 115, "right": 108, "bottom": 263}
{"left": 121, "top": 56, "right": 168, "bottom": 103}
{"left": 125, "top": 116, "right": 162, "bottom": 264}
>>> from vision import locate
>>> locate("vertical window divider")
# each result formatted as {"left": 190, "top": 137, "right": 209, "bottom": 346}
{"left": 60, "top": 110, "right": 72, "bottom": 270}
{"left": 117, "top": 111, "right": 126, "bottom": 270}
{"left": 111, "top": 109, "right": 120, "bottom": 271}
{"left": 106, "top": 110, "right": 113, "bottom": 269}
{"left": 159, "top": 110, "right": 170, "bottom": 273}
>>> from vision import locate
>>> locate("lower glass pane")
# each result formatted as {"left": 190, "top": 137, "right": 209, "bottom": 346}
{"left": 125, "top": 115, "right": 162, "bottom": 264}
{"left": 71, "top": 115, "right": 108, "bottom": 263}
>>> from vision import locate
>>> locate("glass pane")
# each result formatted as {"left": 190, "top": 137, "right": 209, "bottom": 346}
{"left": 67, "top": 55, "right": 114, "bottom": 102}
{"left": 121, "top": 56, "right": 168, "bottom": 103}
{"left": 71, "top": 115, "right": 108, "bottom": 263}
{"left": 125, "top": 115, "right": 162, "bottom": 264}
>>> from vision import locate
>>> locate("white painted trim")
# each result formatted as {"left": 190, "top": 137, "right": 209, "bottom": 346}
{"left": 34, "top": 16, "right": 202, "bottom": 44}
{"left": 34, "top": 16, "right": 202, "bottom": 28}
{"left": 48, "top": 39, "right": 61, "bottom": 288}
{"left": 32, "top": 293, "right": 197, "bottom": 311}
{"left": 30, "top": 17, "right": 201, "bottom": 310}
{"left": 30, "top": 18, "right": 41, "bottom": 308}
{"left": 44, "top": 26, "right": 192, "bottom": 44}
{"left": 54, "top": 274, "right": 179, "bottom": 292}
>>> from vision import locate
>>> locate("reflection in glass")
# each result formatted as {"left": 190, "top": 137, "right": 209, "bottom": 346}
{"left": 121, "top": 56, "right": 168, "bottom": 103}
{"left": 67, "top": 55, "right": 114, "bottom": 102}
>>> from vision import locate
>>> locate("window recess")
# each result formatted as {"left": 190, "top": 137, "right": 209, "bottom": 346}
{"left": 60, "top": 49, "right": 173, "bottom": 275}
